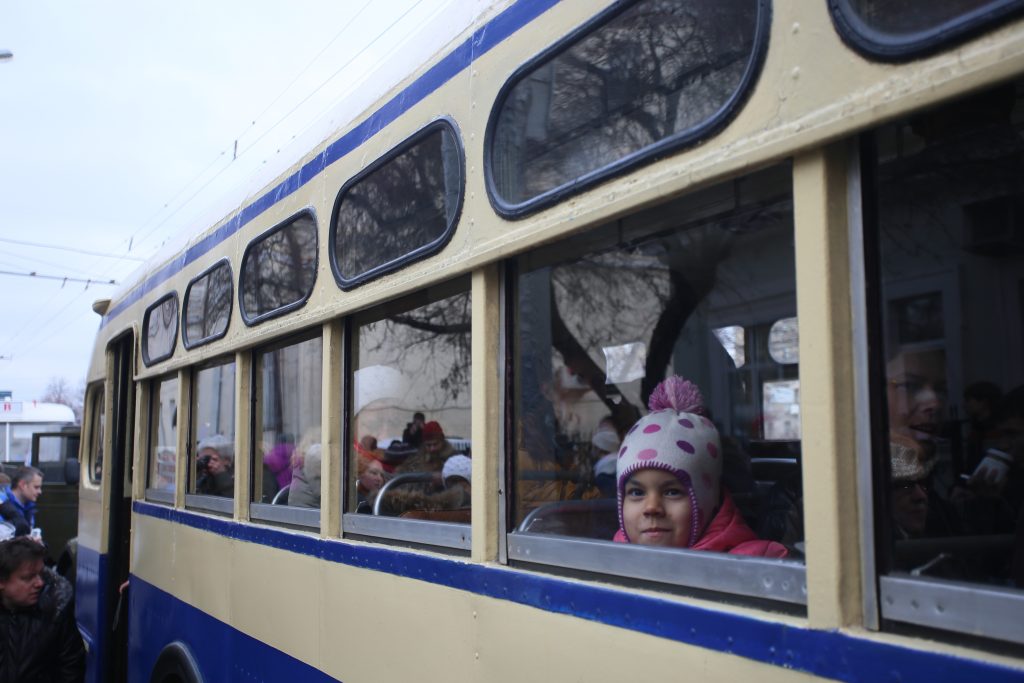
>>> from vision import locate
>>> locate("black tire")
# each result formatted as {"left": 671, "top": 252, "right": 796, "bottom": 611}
{"left": 149, "top": 642, "right": 203, "bottom": 683}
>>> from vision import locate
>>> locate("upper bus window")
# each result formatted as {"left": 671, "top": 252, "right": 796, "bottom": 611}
{"left": 486, "top": 0, "right": 768, "bottom": 216}
{"left": 347, "top": 281, "right": 471, "bottom": 532}
{"left": 147, "top": 375, "right": 178, "bottom": 497}
{"left": 253, "top": 335, "right": 322, "bottom": 511}
{"left": 142, "top": 293, "right": 178, "bottom": 365}
{"left": 190, "top": 361, "right": 236, "bottom": 501}
{"left": 183, "top": 260, "right": 232, "bottom": 348}
{"left": 830, "top": 0, "right": 1024, "bottom": 61}
{"left": 869, "top": 81, "right": 1024, "bottom": 636}
{"left": 512, "top": 164, "right": 802, "bottom": 564}
{"left": 330, "top": 121, "right": 463, "bottom": 290}
{"left": 240, "top": 212, "right": 317, "bottom": 325}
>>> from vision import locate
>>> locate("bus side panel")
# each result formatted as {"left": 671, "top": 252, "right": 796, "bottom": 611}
{"left": 76, "top": 543, "right": 108, "bottom": 683}
{"left": 128, "top": 576, "right": 338, "bottom": 683}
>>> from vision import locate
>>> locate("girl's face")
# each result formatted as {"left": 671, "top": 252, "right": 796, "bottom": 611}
{"left": 359, "top": 461, "right": 385, "bottom": 493}
{"left": 622, "top": 469, "right": 691, "bottom": 548}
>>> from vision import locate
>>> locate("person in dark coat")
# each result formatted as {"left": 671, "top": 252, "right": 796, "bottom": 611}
{"left": 0, "top": 537, "right": 84, "bottom": 683}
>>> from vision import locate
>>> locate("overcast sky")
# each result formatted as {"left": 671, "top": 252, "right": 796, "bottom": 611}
{"left": 0, "top": 0, "right": 487, "bottom": 406}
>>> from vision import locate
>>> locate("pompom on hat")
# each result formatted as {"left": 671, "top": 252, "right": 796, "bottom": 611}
{"left": 616, "top": 376, "right": 722, "bottom": 547}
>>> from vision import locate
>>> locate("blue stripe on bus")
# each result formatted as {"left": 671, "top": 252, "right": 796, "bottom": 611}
{"left": 101, "top": 0, "right": 562, "bottom": 328}
{"left": 128, "top": 576, "right": 339, "bottom": 683}
{"left": 133, "top": 501, "right": 1024, "bottom": 683}
{"left": 76, "top": 544, "right": 110, "bottom": 683}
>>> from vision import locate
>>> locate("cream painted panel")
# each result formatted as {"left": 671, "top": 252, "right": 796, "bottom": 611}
{"left": 229, "top": 533, "right": 322, "bottom": 665}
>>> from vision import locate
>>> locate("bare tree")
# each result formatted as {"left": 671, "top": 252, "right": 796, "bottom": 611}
{"left": 42, "top": 377, "right": 85, "bottom": 424}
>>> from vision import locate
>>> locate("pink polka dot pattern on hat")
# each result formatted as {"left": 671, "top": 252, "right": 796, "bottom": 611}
{"left": 643, "top": 424, "right": 661, "bottom": 434}
{"left": 707, "top": 442, "right": 718, "bottom": 458}
{"left": 678, "top": 418, "right": 694, "bottom": 428}
{"left": 637, "top": 448, "right": 658, "bottom": 461}
{"left": 677, "top": 440, "right": 695, "bottom": 454}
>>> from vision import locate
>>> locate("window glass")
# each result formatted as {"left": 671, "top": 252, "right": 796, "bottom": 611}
{"left": 872, "top": 80, "right": 1024, "bottom": 588}
{"left": 148, "top": 376, "right": 178, "bottom": 493}
{"left": 240, "top": 213, "right": 317, "bottom": 323}
{"left": 489, "top": 0, "right": 765, "bottom": 212}
{"left": 184, "top": 261, "right": 232, "bottom": 347}
{"left": 143, "top": 294, "right": 178, "bottom": 365}
{"left": 513, "top": 164, "right": 802, "bottom": 556}
{"left": 191, "top": 362, "right": 236, "bottom": 499}
{"left": 331, "top": 123, "right": 462, "bottom": 288}
{"left": 254, "top": 336, "right": 323, "bottom": 508}
{"left": 349, "top": 284, "right": 471, "bottom": 522}
{"left": 88, "top": 385, "right": 105, "bottom": 484}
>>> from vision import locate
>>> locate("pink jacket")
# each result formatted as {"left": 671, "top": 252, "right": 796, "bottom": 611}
{"left": 614, "top": 492, "right": 788, "bottom": 558}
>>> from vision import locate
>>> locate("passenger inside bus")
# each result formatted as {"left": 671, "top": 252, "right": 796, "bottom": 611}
{"left": 355, "top": 454, "right": 385, "bottom": 512}
{"left": 377, "top": 421, "right": 464, "bottom": 516}
{"left": 289, "top": 433, "right": 322, "bottom": 509}
{"left": 613, "top": 376, "right": 787, "bottom": 557}
{"left": 195, "top": 435, "right": 233, "bottom": 497}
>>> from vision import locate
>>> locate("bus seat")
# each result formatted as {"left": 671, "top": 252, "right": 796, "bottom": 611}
{"left": 400, "top": 508, "right": 471, "bottom": 523}
{"left": 516, "top": 498, "right": 618, "bottom": 539}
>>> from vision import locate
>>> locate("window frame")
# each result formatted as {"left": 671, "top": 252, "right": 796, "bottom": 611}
{"left": 501, "top": 165, "right": 808, "bottom": 605}
{"left": 144, "top": 372, "right": 178, "bottom": 505}
{"left": 340, "top": 276, "right": 472, "bottom": 552}
{"left": 182, "top": 258, "right": 234, "bottom": 350}
{"left": 828, "top": 0, "right": 1024, "bottom": 62}
{"left": 857, "top": 109, "right": 1024, "bottom": 644}
{"left": 483, "top": 0, "right": 772, "bottom": 219}
{"left": 83, "top": 382, "right": 105, "bottom": 489}
{"left": 141, "top": 292, "right": 179, "bottom": 366}
{"left": 248, "top": 328, "right": 323, "bottom": 529}
{"left": 239, "top": 208, "right": 319, "bottom": 327}
{"left": 328, "top": 118, "right": 465, "bottom": 291}
{"left": 184, "top": 357, "right": 237, "bottom": 516}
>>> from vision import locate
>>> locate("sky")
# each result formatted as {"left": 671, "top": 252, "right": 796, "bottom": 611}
{"left": 0, "top": 0, "right": 490, "bottom": 406}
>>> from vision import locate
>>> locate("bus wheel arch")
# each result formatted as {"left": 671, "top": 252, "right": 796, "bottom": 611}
{"left": 149, "top": 642, "right": 203, "bottom": 683}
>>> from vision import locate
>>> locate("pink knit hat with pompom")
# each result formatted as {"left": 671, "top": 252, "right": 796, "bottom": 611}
{"left": 616, "top": 376, "right": 722, "bottom": 547}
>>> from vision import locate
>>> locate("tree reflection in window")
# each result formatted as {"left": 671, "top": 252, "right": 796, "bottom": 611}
{"left": 332, "top": 123, "right": 462, "bottom": 289}
{"left": 241, "top": 213, "right": 318, "bottom": 324}
{"left": 184, "top": 261, "right": 232, "bottom": 347}
{"left": 144, "top": 294, "right": 178, "bottom": 365}
{"left": 489, "top": 0, "right": 764, "bottom": 210}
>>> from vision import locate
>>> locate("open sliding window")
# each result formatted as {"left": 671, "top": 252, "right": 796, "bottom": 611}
{"left": 865, "top": 79, "right": 1024, "bottom": 645}
{"left": 343, "top": 278, "right": 472, "bottom": 551}
{"left": 485, "top": 0, "right": 769, "bottom": 217}
{"left": 508, "top": 164, "right": 806, "bottom": 604}
{"left": 185, "top": 359, "right": 236, "bottom": 514}
{"left": 329, "top": 120, "right": 464, "bottom": 290}
{"left": 142, "top": 293, "right": 178, "bottom": 366}
{"left": 250, "top": 331, "right": 323, "bottom": 529}
{"left": 240, "top": 211, "right": 318, "bottom": 325}
{"left": 183, "top": 259, "right": 233, "bottom": 348}
{"left": 829, "top": 0, "right": 1024, "bottom": 61}
{"left": 144, "top": 374, "right": 179, "bottom": 504}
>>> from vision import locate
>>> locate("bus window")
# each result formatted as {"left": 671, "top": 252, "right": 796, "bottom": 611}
{"left": 511, "top": 163, "right": 803, "bottom": 589}
{"left": 829, "top": 0, "right": 1024, "bottom": 60}
{"left": 86, "top": 384, "right": 104, "bottom": 485}
{"left": 146, "top": 375, "right": 178, "bottom": 502}
{"left": 868, "top": 79, "right": 1024, "bottom": 642}
{"left": 344, "top": 279, "right": 471, "bottom": 546}
{"left": 330, "top": 120, "right": 463, "bottom": 290}
{"left": 183, "top": 259, "right": 232, "bottom": 349}
{"left": 252, "top": 334, "right": 322, "bottom": 518}
{"left": 143, "top": 293, "right": 179, "bottom": 366}
{"left": 189, "top": 361, "right": 236, "bottom": 508}
{"left": 240, "top": 211, "right": 317, "bottom": 325}
{"left": 487, "top": 0, "right": 768, "bottom": 216}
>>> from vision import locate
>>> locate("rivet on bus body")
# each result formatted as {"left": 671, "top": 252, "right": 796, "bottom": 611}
{"left": 791, "top": 67, "right": 800, "bottom": 80}
{"left": 473, "top": 610, "right": 477, "bottom": 618}
{"left": 910, "top": 599, "right": 919, "bottom": 610}
{"left": 475, "top": 652, "right": 480, "bottom": 660}
{"left": 791, "top": 22, "right": 799, "bottom": 34}
{"left": 935, "top": 603, "right": 945, "bottom": 614}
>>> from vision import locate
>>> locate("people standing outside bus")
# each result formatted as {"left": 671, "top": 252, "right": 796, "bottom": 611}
{"left": 0, "top": 537, "right": 84, "bottom": 682}
{"left": 0, "top": 467, "right": 43, "bottom": 538}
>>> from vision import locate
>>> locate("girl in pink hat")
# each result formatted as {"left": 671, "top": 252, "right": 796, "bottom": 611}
{"left": 614, "top": 376, "right": 787, "bottom": 557}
